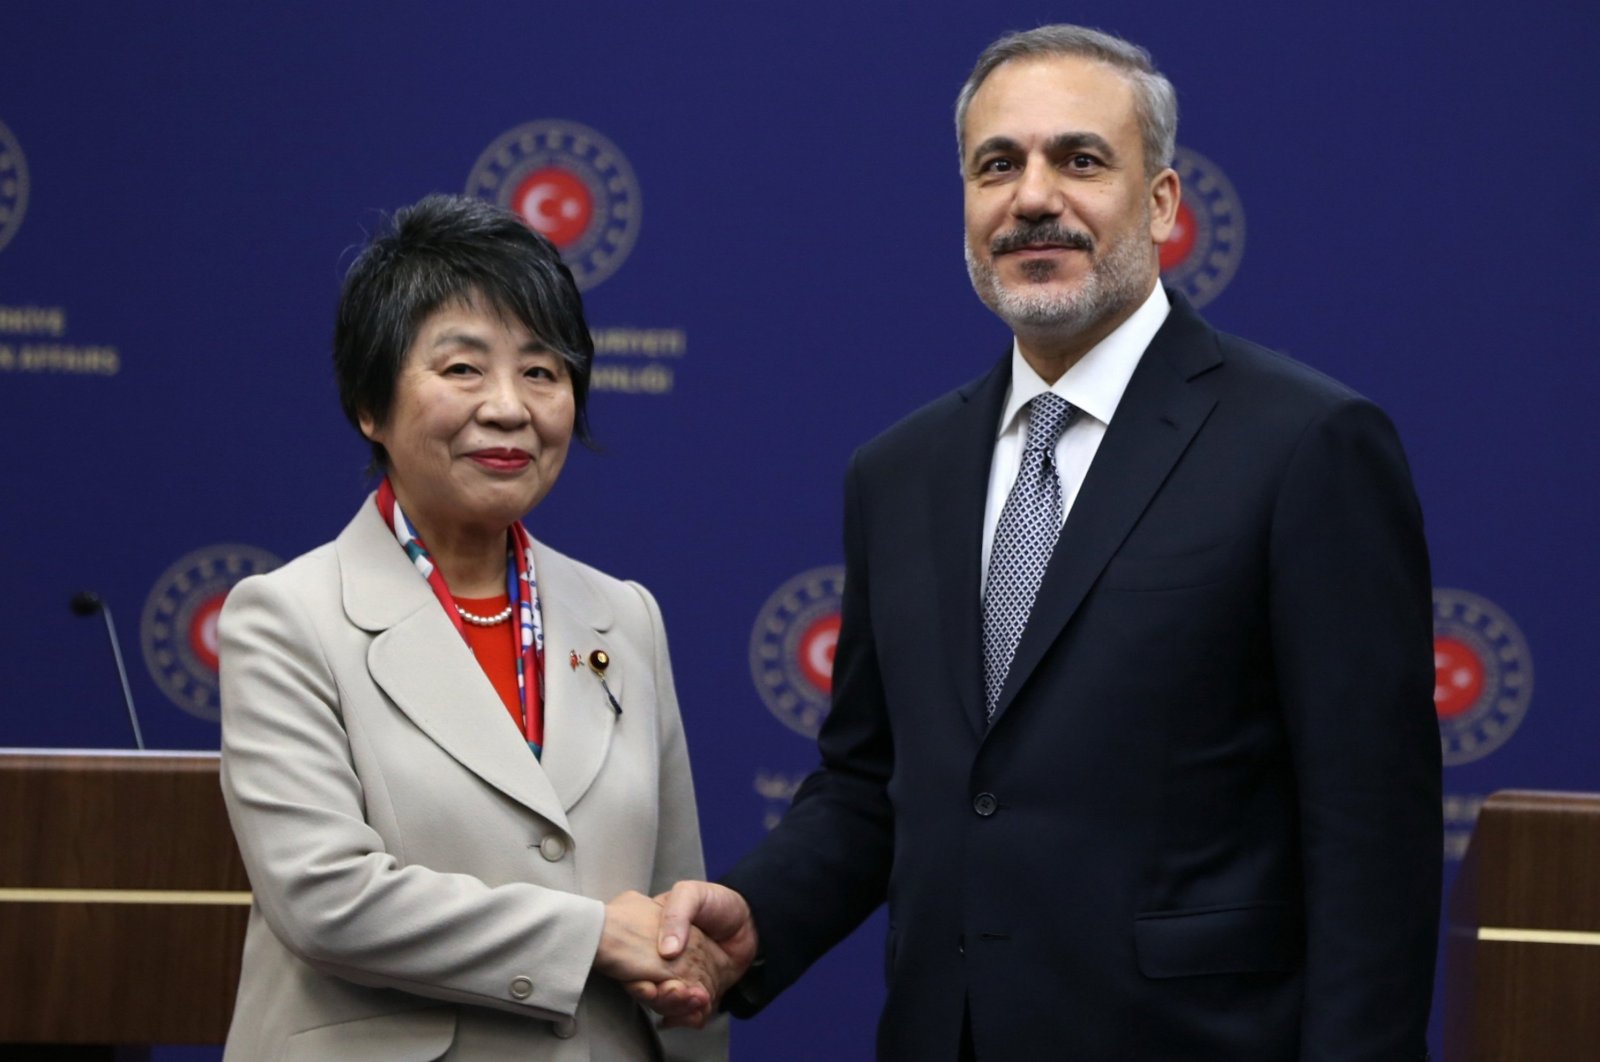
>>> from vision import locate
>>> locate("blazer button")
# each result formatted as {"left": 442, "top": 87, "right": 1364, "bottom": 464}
{"left": 553, "top": 1016, "right": 578, "bottom": 1039}
{"left": 509, "top": 975, "right": 534, "bottom": 1000}
{"left": 539, "top": 835, "right": 567, "bottom": 861}
{"left": 973, "top": 792, "right": 998, "bottom": 817}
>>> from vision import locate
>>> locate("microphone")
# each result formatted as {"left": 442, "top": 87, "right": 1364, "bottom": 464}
{"left": 70, "top": 591, "right": 147, "bottom": 750}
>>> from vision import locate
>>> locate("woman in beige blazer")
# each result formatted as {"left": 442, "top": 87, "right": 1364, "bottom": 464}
{"left": 218, "top": 195, "right": 729, "bottom": 1061}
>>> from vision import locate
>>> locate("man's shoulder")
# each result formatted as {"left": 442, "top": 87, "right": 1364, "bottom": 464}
{"left": 1222, "top": 332, "right": 1364, "bottom": 402}
{"left": 852, "top": 358, "right": 1006, "bottom": 471}
{"left": 1174, "top": 311, "right": 1375, "bottom": 426}
{"left": 1157, "top": 292, "right": 1374, "bottom": 416}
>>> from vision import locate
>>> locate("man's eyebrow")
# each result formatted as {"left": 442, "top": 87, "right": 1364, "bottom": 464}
{"left": 969, "top": 135, "right": 1022, "bottom": 164}
{"left": 1045, "top": 131, "right": 1119, "bottom": 162}
{"left": 968, "top": 131, "right": 1121, "bottom": 168}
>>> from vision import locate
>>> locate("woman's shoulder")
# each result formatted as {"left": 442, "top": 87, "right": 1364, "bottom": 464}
{"left": 227, "top": 499, "right": 384, "bottom": 617}
{"left": 531, "top": 539, "right": 663, "bottom": 631}
{"left": 219, "top": 539, "right": 342, "bottom": 625}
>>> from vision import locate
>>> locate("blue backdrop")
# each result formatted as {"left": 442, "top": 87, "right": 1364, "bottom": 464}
{"left": 4, "top": 2, "right": 1597, "bottom": 1058}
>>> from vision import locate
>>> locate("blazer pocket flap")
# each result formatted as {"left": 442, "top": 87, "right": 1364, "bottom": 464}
{"left": 1134, "top": 903, "right": 1301, "bottom": 979}
{"left": 284, "top": 1005, "right": 457, "bottom": 1060}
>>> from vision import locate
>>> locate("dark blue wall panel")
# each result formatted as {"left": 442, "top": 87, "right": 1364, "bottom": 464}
{"left": 4, "top": 2, "right": 1596, "bottom": 1057}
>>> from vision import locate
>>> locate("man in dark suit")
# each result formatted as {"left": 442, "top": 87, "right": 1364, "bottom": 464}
{"left": 652, "top": 23, "right": 1441, "bottom": 1061}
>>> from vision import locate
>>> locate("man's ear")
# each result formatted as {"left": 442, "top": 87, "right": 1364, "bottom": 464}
{"left": 1148, "top": 167, "right": 1180, "bottom": 244}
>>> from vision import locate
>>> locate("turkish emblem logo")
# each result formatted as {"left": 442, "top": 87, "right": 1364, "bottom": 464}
{"left": 0, "top": 118, "right": 29, "bottom": 255}
{"left": 749, "top": 566, "right": 845, "bottom": 739}
{"left": 466, "top": 120, "right": 642, "bottom": 291}
{"left": 141, "top": 545, "right": 281, "bottom": 721}
{"left": 1433, "top": 587, "right": 1534, "bottom": 766}
{"left": 1159, "top": 146, "right": 1245, "bottom": 308}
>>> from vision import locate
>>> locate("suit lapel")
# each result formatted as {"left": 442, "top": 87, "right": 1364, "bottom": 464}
{"left": 987, "top": 293, "right": 1223, "bottom": 727}
{"left": 932, "top": 355, "right": 1013, "bottom": 737}
{"left": 339, "top": 500, "right": 569, "bottom": 829}
{"left": 529, "top": 541, "right": 621, "bottom": 813}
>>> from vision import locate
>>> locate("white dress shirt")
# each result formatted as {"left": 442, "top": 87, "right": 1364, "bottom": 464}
{"left": 980, "top": 283, "right": 1172, "bottom": 592}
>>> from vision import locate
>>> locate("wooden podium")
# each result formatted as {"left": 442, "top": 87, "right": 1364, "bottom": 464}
{"left": 1444, "top": 790, "right": 1600, "bottom": 1061}
{"left": 0, "top": 750, "right": 250, "bottom": 1056}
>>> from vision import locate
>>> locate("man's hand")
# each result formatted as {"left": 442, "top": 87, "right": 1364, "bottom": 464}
{"left": 649, "top": 880, "right": 760, "bottom": 1028}
{"left": 597, "top": 891, "right": 727, "bottom": 1017}
{"left": 598, "top": 889, "right": 716, "bottom": 1010}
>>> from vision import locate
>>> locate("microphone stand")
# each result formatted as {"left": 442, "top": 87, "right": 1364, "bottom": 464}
{"left": 71, "top": 591, "right": 146, "bottom": 751}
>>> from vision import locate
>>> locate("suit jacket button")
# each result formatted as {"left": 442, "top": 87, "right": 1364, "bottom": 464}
{"left": 973, "top": 793, "right": 998, "bottom": 817}
{"left": 539, "top": 835, "right": 568, "bottom": 861}
{"left": 553, "top": 1016, "right": 578, "bottom": 1039}
{"left": 509, "top": 975, "right": 534, "bottom": 1000}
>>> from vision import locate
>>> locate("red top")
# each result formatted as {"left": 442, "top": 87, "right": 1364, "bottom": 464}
{"left": 455, "top": 593, "right": 521, "bottom": 728}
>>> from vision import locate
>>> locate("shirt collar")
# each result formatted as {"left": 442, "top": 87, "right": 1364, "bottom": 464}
{"left": 996, "top": 282, "right": 1171, "bottom": 439}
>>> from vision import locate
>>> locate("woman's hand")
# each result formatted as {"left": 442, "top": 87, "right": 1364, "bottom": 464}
{"left": 652, "top": 880, "right": 759, "bottom": 1029}
{"left": 597, "top": 890, "right": 729, "bottom": 1024}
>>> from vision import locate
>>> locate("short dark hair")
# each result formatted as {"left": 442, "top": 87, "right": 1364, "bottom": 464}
{"left": 333, "top": 194, "right": 595, "bottom": 470}
{"left": 955, "top": 24, "right": 1178, "bottom": 179}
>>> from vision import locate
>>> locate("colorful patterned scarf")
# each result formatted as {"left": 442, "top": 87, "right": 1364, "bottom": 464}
{"left": 375, "top": 478, "right": 547, "bottom": 758}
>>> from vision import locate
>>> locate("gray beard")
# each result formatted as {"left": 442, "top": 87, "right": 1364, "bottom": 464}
{"left": 965, "top": 225, "right": 1153, "bottom": 338}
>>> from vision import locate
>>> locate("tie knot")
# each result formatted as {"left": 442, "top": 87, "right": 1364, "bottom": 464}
{"left": 1024, "top": 393, "right": 1074, "bottom": 453}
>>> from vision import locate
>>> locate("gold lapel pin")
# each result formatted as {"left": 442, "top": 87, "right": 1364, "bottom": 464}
{"left": 586, "top": 650, "right": 621, "bottom": 716}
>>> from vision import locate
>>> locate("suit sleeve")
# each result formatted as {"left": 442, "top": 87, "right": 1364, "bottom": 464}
{"left": 720, "top": 454, "right": 896, "bottom": 1012}
{"left": 1268, "top": 398, "right": 1441, "bottom": 1060}
{"left": 629, "top": 580, "right": 732, "bottom": 1062}
{"left": 218, "top": 574, "right": 605, "bottom": 1021}
{"left": 631, "top": 581, "right": 709, "bottom": 897}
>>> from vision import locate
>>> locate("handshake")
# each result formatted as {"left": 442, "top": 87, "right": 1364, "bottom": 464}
{"left": 597, "top": 881, "right": 759, "bottom": 1029}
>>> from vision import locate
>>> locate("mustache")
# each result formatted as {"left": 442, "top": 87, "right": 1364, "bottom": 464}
{"left": 991, "top": 223, "right": 1094, "bottom": 256}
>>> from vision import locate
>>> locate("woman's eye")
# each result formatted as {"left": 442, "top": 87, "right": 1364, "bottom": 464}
{"left": 526, "top": 365, "right": 557, "bottom": 380}
{"left": 444, "top": 362, "right": 478, "bottom": 376}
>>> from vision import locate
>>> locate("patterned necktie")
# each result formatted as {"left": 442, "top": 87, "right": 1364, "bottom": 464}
{"left": 982, "top": 393, "right": 1075, "bottom": 722}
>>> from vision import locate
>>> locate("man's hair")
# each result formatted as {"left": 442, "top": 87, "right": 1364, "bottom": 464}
{"left": 333, "top": 194, "right": 595, "bottom": 471}
{"left": 954, "top": 24, "right": 1178, "bottom": 178}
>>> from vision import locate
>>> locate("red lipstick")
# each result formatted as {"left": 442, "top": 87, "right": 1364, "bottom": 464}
{"left": 468, "top": 448, "right": 532, "bottom": 471}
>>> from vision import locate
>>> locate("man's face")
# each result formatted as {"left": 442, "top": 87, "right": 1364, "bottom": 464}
{"left": 962, "top": 55, "right": 1177, "bottom": 340}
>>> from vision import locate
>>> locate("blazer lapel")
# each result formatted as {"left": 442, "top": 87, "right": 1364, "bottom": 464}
{"left": 987, "top": 292, "right": 1223, "bottom": 727}
{"left": 338, "top": 500, "right": 570, "bottom": 830}
{"left": 529, "top": 541, "right": 621, "bottom": 813}
{"left": 933, "top": 355, "right": 1012, "bottom": 737}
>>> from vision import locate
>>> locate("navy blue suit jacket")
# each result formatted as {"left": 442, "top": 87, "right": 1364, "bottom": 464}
{"left": 724, "top": 291, "right": 1441, "bottom": 1061}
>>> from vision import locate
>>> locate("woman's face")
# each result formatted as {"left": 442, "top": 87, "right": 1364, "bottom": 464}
{"left": 360, "top": 296, "right": 575, "bottom": 540}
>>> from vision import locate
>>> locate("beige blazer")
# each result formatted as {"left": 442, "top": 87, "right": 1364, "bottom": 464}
{"left": 218, "top": 499, "right": 725, "bottom": 1061}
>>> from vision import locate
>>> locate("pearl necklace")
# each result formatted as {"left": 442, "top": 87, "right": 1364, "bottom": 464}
{"left": 456, "top": 603, "right": 513, "bottom": 626}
